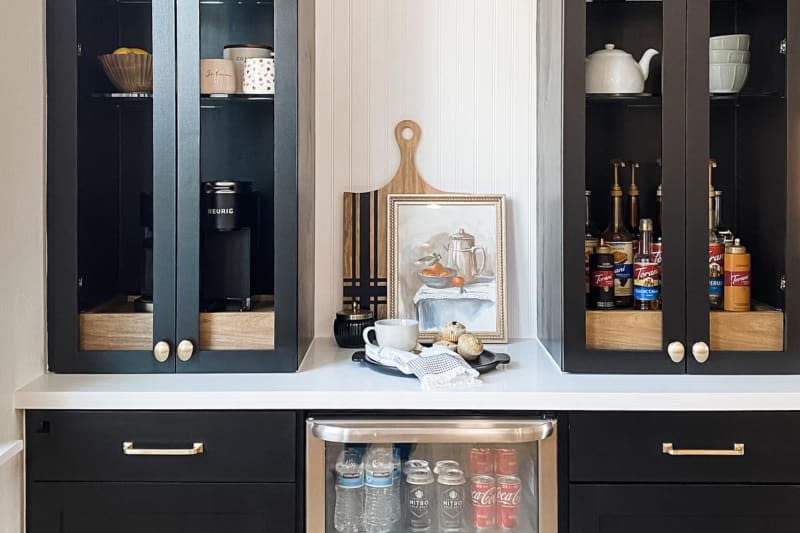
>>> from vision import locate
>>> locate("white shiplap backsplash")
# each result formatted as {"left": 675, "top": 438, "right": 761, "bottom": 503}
{"left": 314, "top": 0, "right": 538, "bottom": 338}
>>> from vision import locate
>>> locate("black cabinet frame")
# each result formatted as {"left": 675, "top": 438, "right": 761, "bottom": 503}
{"left": 539, "top": 0, "right": 800, "bottom": 374}
{"left": 45, "top": 0, "right": 314, "bottom": 373}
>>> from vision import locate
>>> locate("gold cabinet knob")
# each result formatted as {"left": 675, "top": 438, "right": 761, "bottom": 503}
{"left": 177, "top": 339, "right": 195, "bottom": 362}
{"left": 667, "top": 341, "right": 685, "bottom": 363}
{"left": 692, "top": 341, "right": 710, "bottom": 363}
{"left": 153, "top": 341, "right": 170, "bottom": 363}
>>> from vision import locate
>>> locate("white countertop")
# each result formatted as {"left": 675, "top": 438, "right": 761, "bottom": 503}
{"left": 15, "top": 338, "right": 800, "bottom": 411}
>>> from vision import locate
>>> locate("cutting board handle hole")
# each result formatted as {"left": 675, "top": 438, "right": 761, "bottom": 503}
{"left": 401, "top": 127, "right": 414, "bottom": 140}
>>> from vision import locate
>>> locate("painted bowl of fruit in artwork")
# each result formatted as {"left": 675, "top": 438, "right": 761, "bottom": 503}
{"left": 418, "top": 267, "right": 458, "bottom": 289}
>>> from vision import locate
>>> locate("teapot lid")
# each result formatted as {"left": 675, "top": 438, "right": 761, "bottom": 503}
{"left": 589, "top": 43, "right": 630, "bottom": 57}
{"left": 449, "top": 228, "right": 475, "bottom": 241}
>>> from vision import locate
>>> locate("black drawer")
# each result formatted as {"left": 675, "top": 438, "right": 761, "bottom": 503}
{"left": 570, "top": 413, "right": 800, "bottom": 483}
{"left": 26, "top": 411, "right": 296, "bottom": 482}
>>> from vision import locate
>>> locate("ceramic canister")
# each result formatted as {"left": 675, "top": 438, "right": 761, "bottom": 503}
{"left": 243, "top": 57, "right": 275, "bottom": 95}
{"left": 223, "top": 44, "right": 272, "bottom": 93}
{"left": 200, "top": 59, "right": 236, "bottom": 94}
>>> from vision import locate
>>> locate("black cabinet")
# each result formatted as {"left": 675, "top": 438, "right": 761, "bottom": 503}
{"left": 568, "top": 413, "right": 800, "bottom": 533}
{"left": 537, "top": 0, "right": 799, "bottom": 373}
{"left": 26, "top": 411, "right": 301, "bottom": 533}
{"left": 570, "top": 485, "right": 800, "bottom": 533}
{"left": 29, "top": 483, "right": 295, "bottom": 533}
{"left": 45, "top": 0, "right": 314, "bottom": 373}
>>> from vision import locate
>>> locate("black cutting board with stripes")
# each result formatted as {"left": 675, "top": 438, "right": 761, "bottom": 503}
{"left": 343, "top": 120, "right": 442, "bottom": 319}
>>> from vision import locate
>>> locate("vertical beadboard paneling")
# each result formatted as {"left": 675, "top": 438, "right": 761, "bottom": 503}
{"left": 314, "top": 0, "right": 538, "bottom": 339}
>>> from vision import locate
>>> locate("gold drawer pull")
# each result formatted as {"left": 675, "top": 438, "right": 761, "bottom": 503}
{"left": 662, "top": 442, "right": 744, "bottom": 456}
{"left": 122, "top": 442, "right": 204, "bottom": 456}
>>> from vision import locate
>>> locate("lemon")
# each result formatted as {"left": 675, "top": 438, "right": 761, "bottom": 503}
{"left": 112, "top": 47, "right": 133, "bottom": 55}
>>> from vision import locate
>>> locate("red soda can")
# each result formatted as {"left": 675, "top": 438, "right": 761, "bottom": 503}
{"left": 494, "top": 448, "right": 518, "bottom": 475}
{"left": 496, "top": 475, "right": 521, "bottom": 530}
{"left": 471, "top": 475, "right": 496, "bottom": 531}
{"left": 470, "top": 447, "right": 494, "bottom": 475}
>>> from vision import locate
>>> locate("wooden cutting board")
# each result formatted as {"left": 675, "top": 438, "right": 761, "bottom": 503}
{"left": 343, "top": 120, "right": 443, "bottom": 319}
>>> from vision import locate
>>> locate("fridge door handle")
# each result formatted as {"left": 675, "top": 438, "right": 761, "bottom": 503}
{"left": 308, "top": 418, "right": 554, "bottom": 444}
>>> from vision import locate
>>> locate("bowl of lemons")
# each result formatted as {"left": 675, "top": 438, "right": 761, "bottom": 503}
{"left": 98, "top": 47, "right": 153, "bottom": 93}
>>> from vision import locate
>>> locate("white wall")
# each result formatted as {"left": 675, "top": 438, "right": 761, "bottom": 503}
{"left": 0, "top": 1, "right": 47, "bottom": 532}
{"left": 314, "top": 0, "right": 538, "bottom": 338}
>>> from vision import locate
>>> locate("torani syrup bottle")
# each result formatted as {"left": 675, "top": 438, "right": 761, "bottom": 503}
{"left": 707, "top": 160, "right": 724, "bottom": 310}
{"left": 584, "top": 190, "right": 600, "bottom": 307}
{"left": 601, "top": 160, "right": 634, "bottom": 308}
{"left": 634, "top": 218, "right": 661, "bottom": 310}
{"left": 625, "top": 161, "right": 641, "bottom": 254}
{"left": 724, "top": 239, "right": 751, "bottom": 312}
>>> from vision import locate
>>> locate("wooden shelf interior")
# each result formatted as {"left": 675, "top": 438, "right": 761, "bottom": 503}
{"left": 80, "top": 296, "right": 274, "bottom": 351}
{"left": 586, "top": 310, "right": 663, "bottom": 351}
{"left": 710, "top": 308, "right": 784, "bottom": 352}
{"left": 586, "top": 306, "right": 784, "bottom": 352}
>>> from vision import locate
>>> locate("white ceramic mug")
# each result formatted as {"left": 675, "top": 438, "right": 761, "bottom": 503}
{"left": 362, "top": 319, "right": 419, "bottom": 351}
{"left": 224, "top": 44, "right": 272, "bottom": 93}
{"left": 243, "top": 57, "right": 275, "bottom": 95}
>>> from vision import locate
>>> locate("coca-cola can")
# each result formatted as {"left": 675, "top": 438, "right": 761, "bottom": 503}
{"left": 471, "top": 475, "right": 496, "bottom": 531}
{"left": 470, "top": 447, "right": 494, "bottom": 475}
{"left": 496, "top": 475, "right": 521, "bottom": 530}
{"left": 494, "top": 448, "right": 518, "bottom": 476}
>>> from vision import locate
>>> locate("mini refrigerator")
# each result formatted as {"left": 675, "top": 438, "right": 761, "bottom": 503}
{"left": 306, "top": 418, "right": 557, "bottom": 533}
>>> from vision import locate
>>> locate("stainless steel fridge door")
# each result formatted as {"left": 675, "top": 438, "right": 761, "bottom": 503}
{"left": 306, "top": 418, "right": 557, "bottom": 533}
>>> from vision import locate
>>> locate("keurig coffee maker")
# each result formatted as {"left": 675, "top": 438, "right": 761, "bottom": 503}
{"left": 201, "top": 180, "right": 257, "bottom": 311}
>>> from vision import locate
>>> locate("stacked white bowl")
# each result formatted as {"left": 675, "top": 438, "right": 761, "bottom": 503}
{"left": 709, "top": 34, "right": 751, "bottom": 93}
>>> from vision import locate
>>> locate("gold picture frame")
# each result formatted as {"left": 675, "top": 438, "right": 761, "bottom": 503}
{"left": 388, "top": 194, "right": 508, "bottom": 343}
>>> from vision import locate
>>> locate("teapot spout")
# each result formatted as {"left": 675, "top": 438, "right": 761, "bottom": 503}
{"left": 638, "top": 48, "right": 660, "bottom": 81}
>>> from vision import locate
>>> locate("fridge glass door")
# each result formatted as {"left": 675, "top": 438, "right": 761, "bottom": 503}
{"left": 307, "top": 419, "right": 556, "bottom": 533}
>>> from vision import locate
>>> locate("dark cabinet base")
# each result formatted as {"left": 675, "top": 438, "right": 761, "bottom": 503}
{"left": 570, "top": 484, "right": 800, "bottom": 533}
{"left": 29, "top": 483, "right": 295, "bottom": 533}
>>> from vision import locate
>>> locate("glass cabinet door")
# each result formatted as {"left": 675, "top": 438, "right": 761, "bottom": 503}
{"left": 176, "top": 0, "right": 278, "bottom": 371}
{"left": 307, "top": 419, "right": 557, "bottom": 533}
{"left": 46, "top": 0, "right": 176, "bottom": 371}
{"left": 567, "top": 0, "right": 687, "bottom": 372}
{"left": 686, "top": 0, "right": 795, "bottom": 372}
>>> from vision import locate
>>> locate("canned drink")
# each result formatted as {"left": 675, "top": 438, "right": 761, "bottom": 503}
{"left": 405, "top": 468, "right": 435, "bottom": 532}
{"left": 433, "top": 460, "right": 460, "bottom": 476}
{"left": 404, "top": 459, "right": 430, "bottom": 474}
{"left": 494, "top": 448, "right": 518, "bottom": 476}
{"left": 471, "top": 475, "right": 496, "bottom": 531}
{"left": 496, "top": 475, "right": 521, "bottom": 530}
{"left": 437, "top": 468, "right": 467, "bottom": 532}
{"left": 470, "top": 447, "right": 494, "bottom": 475}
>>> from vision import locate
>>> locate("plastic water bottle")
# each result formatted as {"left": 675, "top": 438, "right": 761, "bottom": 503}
{"left": 363, "top": 445, "right": 395, "bottom": 533}
{"left": 391, "top": 446, "right": 402, "bottom": 523}
{"left": 334, "top": 449, "right": 365, "bottom": 533}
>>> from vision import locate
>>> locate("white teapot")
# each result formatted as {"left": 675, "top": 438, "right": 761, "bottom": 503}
{"left": 585, "top": 44, "right": 659, "bottom": 94}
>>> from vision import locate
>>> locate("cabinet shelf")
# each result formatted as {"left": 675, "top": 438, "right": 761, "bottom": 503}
{"left": 586, "top": 92, "right": 783, "bottom": 108}
{"left": 89, "top": 93, "right": 274, "bottom": 104}
{"left": 80, "top": 296, "right": 275, "bottom": 351}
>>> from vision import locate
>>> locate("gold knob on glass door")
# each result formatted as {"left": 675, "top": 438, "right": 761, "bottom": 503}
{"left": 667, "top": 342, "right": 685, "bottom": 363}
{"left": 153, "top": 341, "right": 170, "bottom": 363}
{"left": 177, "top": 339, "right": 195, "bottom": 362}
{"left": 692, "top": 341, "right": 710, "bottom": 363}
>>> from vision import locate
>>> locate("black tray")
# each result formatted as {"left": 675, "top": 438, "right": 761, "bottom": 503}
{"left": 351, "top": 349, "right": 511, "bottom": 377}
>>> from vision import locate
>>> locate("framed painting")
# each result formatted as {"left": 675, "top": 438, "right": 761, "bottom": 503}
{"left": 388, "top": 194, "right": 507, "bottom": 343}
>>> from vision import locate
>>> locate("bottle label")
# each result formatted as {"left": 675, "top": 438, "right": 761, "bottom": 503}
{"left": 439, "top": 485, "right": 466, "bottom": 524}
{"left": 365, "top": 469, "right": 392, "bottom": 488}
{"left": 725, "top": 271, "right": 751, "bottom": 287}
{"left": 585, "top": 238, "right": 600, "bottom": 294}
{"left": 606, "top": 241, "right": 634, "bottom": 297}
{"left": 651, "top": 242, "right": 663, "bottom": 265}
{"left": 591, "top": 270, "right": 614, "bottom": 289}
{"left": 634, "top": 263, "right": 661, "bottom": 301}
{"left": 709, "top": 243, "right": 724, "bottom": 297}
{"left": 408, "top": 484, "right": 434, "bottom": 526}
{"left": 337, "top": 470, "right": 365, "bottom": 488}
